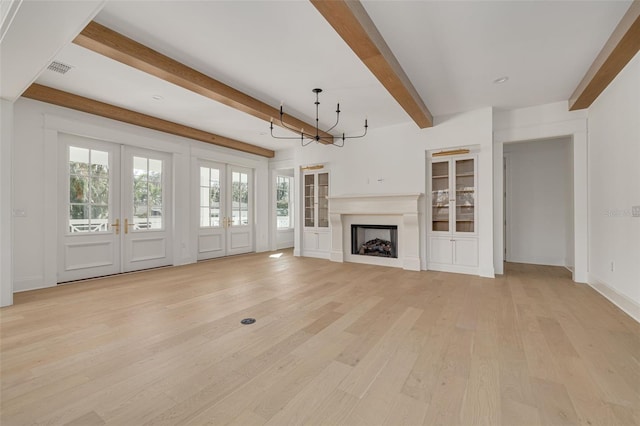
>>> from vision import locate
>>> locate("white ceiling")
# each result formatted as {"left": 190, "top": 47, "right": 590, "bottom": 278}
{"left": 31, "top": 0, "right": 632, "bottom": 153}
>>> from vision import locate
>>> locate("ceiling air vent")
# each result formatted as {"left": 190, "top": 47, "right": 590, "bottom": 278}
{"left": 47, "top": 61, "right": 72, "bottom": 75}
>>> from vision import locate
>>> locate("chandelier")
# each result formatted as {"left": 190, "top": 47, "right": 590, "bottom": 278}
{"left": 270, "top": 88, "right": 368, "bottom": 147}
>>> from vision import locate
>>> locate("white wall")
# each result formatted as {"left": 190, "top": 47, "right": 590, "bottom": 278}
{"left": 293, "top": 107, "right": 495, "bottom": 277}
{"left": 494, "top": 101, "right": 588, "bottom": 281}
{"left": 1, "top": 99, "right": 14, "bottom": 306}
{"left": 587, "top": 51, "right": 640, "bottom": 321}
{"left": 12, "top": 98, "right": 270, "bottom": 292}
{"left": 504, "top": 137, "right": 573, "bottom": 267}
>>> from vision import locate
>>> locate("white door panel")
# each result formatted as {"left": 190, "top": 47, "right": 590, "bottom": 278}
{"left": 122, "top": 148, "right": 172, "bottom": 272}
{"left": 199, "top": 234, "right": 224, "bottom": 255}
{"left": 58, "top": 135, "right": 121, "bottom": 282}
{"left": 226, "top": 165, "right": 252, "bottom": 256}
{"left": 197, "top": 161, "right": 226, "bottom": 260}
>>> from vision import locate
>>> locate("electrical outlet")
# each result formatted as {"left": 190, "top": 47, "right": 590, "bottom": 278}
{"left": 632, "top": 206, "right": 640, "bottom": 217}
{"left": 610, "top": 261, "right": 615, "bottom": 272}
{"left": 12, "top": 209, "right": 26, "bottom": 217}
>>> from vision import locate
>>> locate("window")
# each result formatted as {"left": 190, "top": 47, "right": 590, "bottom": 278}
{"left": 276, "top": 175, "right": 293, "bottom": 229}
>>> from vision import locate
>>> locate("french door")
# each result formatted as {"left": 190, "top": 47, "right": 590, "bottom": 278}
{"left": 197, "top": 160, "right": 253, "bottom": 260}
{"left": 58, "top": 134, "right": 173, "bottom": 282}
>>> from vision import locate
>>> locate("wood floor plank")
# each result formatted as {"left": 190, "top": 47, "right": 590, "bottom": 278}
{"left": 460, "top": 356, "right": 501, "bottom": 426}
{"left": 264, "top": 360, "right": 352, "bottom": 426}
{"left": 383, "top": 393, "right": 429, "bottom": 426}
{"left": 337, "top": 306, "right": 422, "bottom": 398}
{"left": 531, "top": 377, "right": 581, "bottom": 426}
{"left": 0, "top": 254, "right": 638, "bottom": 426}
{"left": 343, "top": 349, "right": 419, "bottom": 425}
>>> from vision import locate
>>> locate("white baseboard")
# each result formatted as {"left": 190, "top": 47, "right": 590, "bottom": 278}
{"left": 14, "top": 275, "right": 54, "bottom": 292}
{"left": 301, "top": 251, "right": 330, "bottom": 260}
{"left": 427, "top": 263, "right": 479, "bottom": 277}
{"left": 329, "top": 251, "right": 344, "bottom": 263}
{"left": 506, "top": 256, "right": 565, "bottom": 267}
{"left": 479, "top": 267, "right": 495, "bottom": 278}
{"left": 588, "top": 274, "right": 640, "bottom": 323}
{"left": 403, "top": 257, "right": 421, "bottom": 272}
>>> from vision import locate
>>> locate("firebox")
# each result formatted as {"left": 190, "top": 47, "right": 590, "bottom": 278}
{"left": 351, "top": 224, "right": 398, "bottom": 258}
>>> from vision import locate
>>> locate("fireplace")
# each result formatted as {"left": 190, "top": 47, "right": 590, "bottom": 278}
{"left": 327, "top": 194, "right": 423, "bottom": 270}
{"left": 351, "top": 225, "right": 398, "bottom": 258}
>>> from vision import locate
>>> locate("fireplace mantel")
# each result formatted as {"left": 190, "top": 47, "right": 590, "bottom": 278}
{"left": 327, "top": 194, "right": 424, "bottom": 270}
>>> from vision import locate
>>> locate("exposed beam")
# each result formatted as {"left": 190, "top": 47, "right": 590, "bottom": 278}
{"left": 73, "top": 21, "right": 332, "bottom": 143}
{"left": 310, "top": 0, "right": 433, "bottom": 128}
{"left": 22, "top": 84, "right": 275, "bottom": 158}
{"left": 569, "top": 0, "right": 640, "bottom": 111}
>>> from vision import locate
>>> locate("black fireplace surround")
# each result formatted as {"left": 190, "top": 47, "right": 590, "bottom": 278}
{"left": 351, "top": 224, "right": 398, "bottom": 258}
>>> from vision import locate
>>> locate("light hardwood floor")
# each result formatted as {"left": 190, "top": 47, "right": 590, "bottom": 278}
{"left": 1, "top": 251, "right": 639, "bottom": 425}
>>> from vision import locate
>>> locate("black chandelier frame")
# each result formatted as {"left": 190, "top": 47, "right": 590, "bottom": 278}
{"left": 270, "top": 88, "right": 368, "bottom": 147}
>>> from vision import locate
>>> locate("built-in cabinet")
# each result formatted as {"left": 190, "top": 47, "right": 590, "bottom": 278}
{"left": 427, "top": 154, "right": 479, "bottom": 274}
{"left": 302, "top": 169, "right": 330, "bottom": 258}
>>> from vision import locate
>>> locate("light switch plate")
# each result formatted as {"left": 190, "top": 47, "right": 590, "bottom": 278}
{"left": 12, "top": 209, "right": 26, "bottom": 217}
{"left": 633, "top": 206, "right": 640, "bottom": 217}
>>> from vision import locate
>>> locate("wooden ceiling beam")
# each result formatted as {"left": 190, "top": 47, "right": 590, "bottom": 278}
{"left": 22, "top": 84, "right": 275, "bottom": 158}
{"left": 310, "top": 0, "right": 433, "bottom": 128}
{"left": 569, "top": 0, "right": 640, "bottom": 111}
{"left": 73, "top": 21, "right": 333, "bottom": 143}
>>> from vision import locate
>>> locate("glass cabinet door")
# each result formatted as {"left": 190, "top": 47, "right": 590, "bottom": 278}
{"left": 431, "top": 161, "right": 450, "bottom": 232}
{"left": 454, "top": 158, "right": 475, "bottom": 233}
{"left": 317, "top": 172, "right": 329, "bottom": 228}
{"left": 304, "top": 174, "right": 315, "bottom": 227}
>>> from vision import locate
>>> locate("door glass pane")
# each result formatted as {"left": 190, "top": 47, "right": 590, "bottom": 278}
{"left": 68, "top": 147, "right": 109, "bottom": 233}
{"left": 432, "top": 161, "right": 449, "bottom": 232}
{"left": 455, "top": 159, "right": 475, "bottom": 233}
{"left": 132, "top": 156, "right": 163, "bottom": 230}
{"left": 231, "top": 171, "right": 249, "bottom": 226}
{"left": 304, "top": 174, "right": 315, "bottom": 227}
{"left": 318, "top": 172, "right": 329, "bottom": 228}
{"left": 200, "top": 166, "right": 222, "bottom": 228}
{"left": 210, "top": 169, "right": 220, "bottom": 227}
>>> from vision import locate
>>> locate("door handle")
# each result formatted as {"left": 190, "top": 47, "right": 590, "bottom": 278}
{"left": 124, "top": 218, "right": 135, "bottom": 234}
{"left": 111, "top": 218, "right": 120, "bottom": 235}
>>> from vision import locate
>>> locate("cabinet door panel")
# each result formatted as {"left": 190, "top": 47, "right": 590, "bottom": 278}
{"left": 454, "top": 238, "right": 478, "bottom": 267}
{"left": 429, "top": 237, "right": 453, "bottom": 264}
{"left": 303, "top": 231, "right": 319, "bottom": 250}
{"left": 317, "top": 231, "right": 331, "bottom": 251}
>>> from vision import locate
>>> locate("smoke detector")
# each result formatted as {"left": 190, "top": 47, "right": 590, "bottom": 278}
{"left": 47, "top": 61, "right": 73, "bottom": 75}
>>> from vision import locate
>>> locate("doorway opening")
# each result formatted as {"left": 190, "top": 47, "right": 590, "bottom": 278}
{"left": 503, "top": 137, "right": 574, "bottom": 270}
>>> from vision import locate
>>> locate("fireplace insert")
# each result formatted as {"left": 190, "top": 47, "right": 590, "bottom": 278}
{"left": 351, "top": 224, "right": 398, "bottom": 258}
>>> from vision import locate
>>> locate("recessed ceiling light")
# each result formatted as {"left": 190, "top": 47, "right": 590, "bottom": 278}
{"left": 152, "top": 95, "right": 164, "bottom": 101}
{"left": 493, "top": 76, "right": 509, "bottom": 84}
